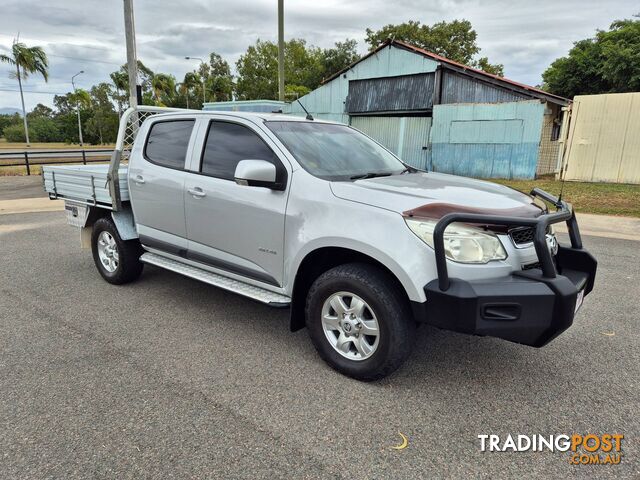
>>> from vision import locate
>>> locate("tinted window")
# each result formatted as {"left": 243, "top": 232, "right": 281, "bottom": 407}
{"left": 201, "top": 121, "right": 277, "bottom": 180}
{"left": 145, "top": 120, "right": 194, "bottom": 169}
{"left": 266, "top": 121, "right": 404, "bottom": 181}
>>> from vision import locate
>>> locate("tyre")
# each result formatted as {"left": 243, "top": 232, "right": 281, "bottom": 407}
{"left": 305, "top": 263, "right": 415, "bottom": 381}
{"left": 91, "top": 216, "right": 144, "bottom": 285}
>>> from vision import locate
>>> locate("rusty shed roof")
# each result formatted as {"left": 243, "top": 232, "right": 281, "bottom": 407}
{"left": 322, "top": 39, "right": 570, "bottom": 106}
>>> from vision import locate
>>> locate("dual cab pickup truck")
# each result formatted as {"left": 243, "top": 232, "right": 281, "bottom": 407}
{"left": 43, "top": 106, "right": 597, "bottom": 381}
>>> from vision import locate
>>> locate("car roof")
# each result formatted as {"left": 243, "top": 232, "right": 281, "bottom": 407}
{"left": 152, "top": 110, "right": 337, "bottom": 124}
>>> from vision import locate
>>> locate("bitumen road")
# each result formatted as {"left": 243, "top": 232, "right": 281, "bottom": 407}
{"left": 0, "top": 176, "right": 48, "bottom": 201}
{"left": 0, "top": 210, "right": 638, "bottom": 479}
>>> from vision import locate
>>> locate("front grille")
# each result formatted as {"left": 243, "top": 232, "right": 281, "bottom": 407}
{"left": 509, "top": 227, "right": 535, "bottom": 246}
{"left": 509, "top": 226, "right": 551, "bottom": 247}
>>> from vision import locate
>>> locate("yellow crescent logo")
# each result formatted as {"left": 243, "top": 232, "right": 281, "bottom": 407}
{"left": 391, "top": 432, "right": 409, "bottom": 450}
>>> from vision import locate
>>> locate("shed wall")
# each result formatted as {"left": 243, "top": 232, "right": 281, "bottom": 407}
{"left": 429, "top": 101, "right": 545, "bottom": 179}
{"left": 287, "top": 45, "right": 439, "bottom": 119}
{"left": 351, "top": 116, "right": 432, "bottom": 169}
{"left": 563, "top": 93, "right": 640, "bottom": 184}
{"left": 345, "top": 73, "right": 435, "bottom": 113}
{"left": 441, "top": 71, "right": 530, "bottom": 104}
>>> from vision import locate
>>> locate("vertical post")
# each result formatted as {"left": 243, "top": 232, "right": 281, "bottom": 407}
{"left": 202, "top": 70, "right": 206, "bottom": 105}
{"left": 82, "top": 149, "right": 87, "bottom": 165}
{"left": 433, "top": 66, "right": 443, "bottom": 106}
{"left": 277, "top": 0, "right": 285, "bottom": 102}
{"left": 555, "top": 104, "right": 572, "bottom": 180}
{"left": 24, "top": 151, "right": 30, "bottom": 176}
{"left": 76, "top": 106, "right": 84, "bottom": 147}
{"left": 16, "top": 64, "right": 31, "bottom": 146}
{"left": 123, "top": 0, "right": 138, "bottom": 110}
{"left": 72, "top": 72, "right": 85, "bottom": 150}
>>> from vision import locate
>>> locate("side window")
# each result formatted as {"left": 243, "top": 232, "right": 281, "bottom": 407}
{"left": 201, "top": 121, "right": 278, "bottom": 180}
{"left": 145, "top": 120, "right": 195, "bottom": 169}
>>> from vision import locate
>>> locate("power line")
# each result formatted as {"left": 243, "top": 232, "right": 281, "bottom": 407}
{"left": 0, "top": 88, "right": 66, "bottom": 95}
{"left": 0, "top": 33, "right": 116, "bottom": 53}
{"left": 46, "top": 54, "right": 122, "bottom": 66}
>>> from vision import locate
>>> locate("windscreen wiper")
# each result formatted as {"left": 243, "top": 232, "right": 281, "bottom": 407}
{"left": 350, "top": 172, "right": 393, "bottom": 180}
{"left": 400, "top": 165, "right": 418, "bottom": 174}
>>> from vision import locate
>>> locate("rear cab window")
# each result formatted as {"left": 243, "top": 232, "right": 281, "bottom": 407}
{"left": 144, "top": 119, "right": 195, "bottom": 169}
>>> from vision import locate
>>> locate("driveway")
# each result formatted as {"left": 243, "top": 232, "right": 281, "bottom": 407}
{"left": 0, "top": 211, "right": 638, "bottom": 479}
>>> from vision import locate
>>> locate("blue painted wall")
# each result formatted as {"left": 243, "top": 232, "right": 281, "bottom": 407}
{"left": 429, "top": 101, "right": 545, "bottom": 179}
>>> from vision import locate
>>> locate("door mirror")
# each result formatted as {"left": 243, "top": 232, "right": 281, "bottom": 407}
{"left": 234, "top": 160, "right": 281, "bottom": 190}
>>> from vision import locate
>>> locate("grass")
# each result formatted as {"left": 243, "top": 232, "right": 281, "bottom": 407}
{"left": 491, "top": 176, "right": 640, "bottom": 218}
{"left": 0, "top": 139, "right": 115, "bottom": 150}
{"left": 0, "top": 165, "right": 44, "bottom": 176}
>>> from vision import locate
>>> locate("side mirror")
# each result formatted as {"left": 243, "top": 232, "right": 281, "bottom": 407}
{"left": 234, "top": 160, "right": 282, "bottom": 190}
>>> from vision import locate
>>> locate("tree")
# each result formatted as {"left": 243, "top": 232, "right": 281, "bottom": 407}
{"left": 28, "top": 116, "right": 61, "bottom": 142}
{"left": 365, "top": 20, "right": 503, "bottom": 75}
{"left": 110, "top": 70, "right": 128, "bottom": 114}
{"left": 236, "top": 40, "right": 282, "bottom": 100}
{"left": 321, "top": 39, "right": 359, "bottom": 80}
{"left": 0, "top": 40, "right": 49, "bottom": 145}
{"left": 542, "top": 17, "right": 640, "bottom": 98}
{"left": 0, "top": 113, "right": 21, "bottom": 138}
{"left": 52, "top": 90, "right": 91, "bottom": 143}
{"left": 27, "top": 103, "right": 54, "bottom": 119}
{"left": 86, "top": 83, "right": 118, "bottom": 144}
{"left": 476, "top": 57, "right": 504, "bottom": 77}
{"left": 236, "top": 38, "right": 347, "bottom": 100}
{"left": 53, "top": 92, "right": 77, "bottom": 115}
{"left": 68, "top": 88, "right": 91, "bottom": 110}
{"left": 177, "top": 71, "right": 201, "bottom": 108}
{"left": 3, "top": 123, "right": 27, "bottom": 142}
{"left": 109, "top": 60, "right": 156, "bottom": 107}
{"left": 151, "top": 73, "right": 176, "bottom": 106}
{"left": 204, "top": 52, "right": 233, "bottom": 102}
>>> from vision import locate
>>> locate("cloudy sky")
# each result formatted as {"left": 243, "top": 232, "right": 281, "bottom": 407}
{"left": 0, "top": 0, "right": 637, "bottom": 111}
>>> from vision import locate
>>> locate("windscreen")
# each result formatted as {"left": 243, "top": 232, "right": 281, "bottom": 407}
{"left": 266, "top": 121, "right": 405, "bottom": 180}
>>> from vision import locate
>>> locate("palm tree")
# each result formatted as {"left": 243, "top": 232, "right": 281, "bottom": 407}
{"left": 178, "top": 72, "right": 200, "bottom": 109}
{"left": 110, "top": 71, "right": 128, "bottom": 114}
{"left": 151, "top": 73, "right": 176, "bottom": 106}
{"left": 0, "top": 40, "right": 49, "bottom": 146}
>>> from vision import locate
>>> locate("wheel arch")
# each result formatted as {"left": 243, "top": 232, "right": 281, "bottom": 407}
{"left": 289, "top": 246, "right": 412, "bottom": 332}
{"left": 83, "top": 203, "right": 137, "bottom": 240}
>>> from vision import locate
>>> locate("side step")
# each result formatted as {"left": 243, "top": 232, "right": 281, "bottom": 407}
{"left": 140, "top": 252, "right": 290, "bottom": 307}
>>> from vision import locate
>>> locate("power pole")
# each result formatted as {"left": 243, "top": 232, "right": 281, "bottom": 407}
{"left": 277, "top": 0, "right": 285, "bottom": 102}
{"left": 123, "top": 0, "right": 138, "bottom": 109}
{"left": 71, "top": 71, "right": 85, "bottom": 147}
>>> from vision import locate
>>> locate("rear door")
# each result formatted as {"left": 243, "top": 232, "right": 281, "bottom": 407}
{"left": 128, "top": 117, "right": 196, "bottom": 254}
{"left": 184, "top": 117, "right": 290, "bottom": 287}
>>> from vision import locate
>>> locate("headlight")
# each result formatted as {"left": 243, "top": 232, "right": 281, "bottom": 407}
{"left": 405, "top": 218, "right": 507, "bottom": 264}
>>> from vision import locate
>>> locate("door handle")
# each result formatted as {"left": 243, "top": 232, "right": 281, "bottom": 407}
{"left": 133, "top": 175, "right": 145, "bottom": 185}
{"left": 188, "top": 187, "right": 206, "bottom": 198}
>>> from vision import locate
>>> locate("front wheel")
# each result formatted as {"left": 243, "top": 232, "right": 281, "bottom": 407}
{"left": 91, "top": 217, "right": 144, "bottom": 285}
{"left": 305, "top": 263, "right": 415, "bottom": 381}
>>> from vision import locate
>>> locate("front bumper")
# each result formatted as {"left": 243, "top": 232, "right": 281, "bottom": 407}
{"left": 413, "top": 188, "right": 597, "bottom": 348}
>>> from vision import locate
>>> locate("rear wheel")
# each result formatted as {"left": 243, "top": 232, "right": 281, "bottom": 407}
{"left": 91, "top": 217, "right": 143, "bottom": 285}
{"left": 305, "top": 263, "right": 415, "bottom": 381}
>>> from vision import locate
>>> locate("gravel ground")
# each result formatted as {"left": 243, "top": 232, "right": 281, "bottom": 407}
{"left": 0, "top": 211, "right": 638, "bottom": 479}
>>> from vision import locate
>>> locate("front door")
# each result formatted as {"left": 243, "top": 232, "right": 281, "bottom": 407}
{"left": 184, "top": 119, "right": 289, "bottom": 286}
